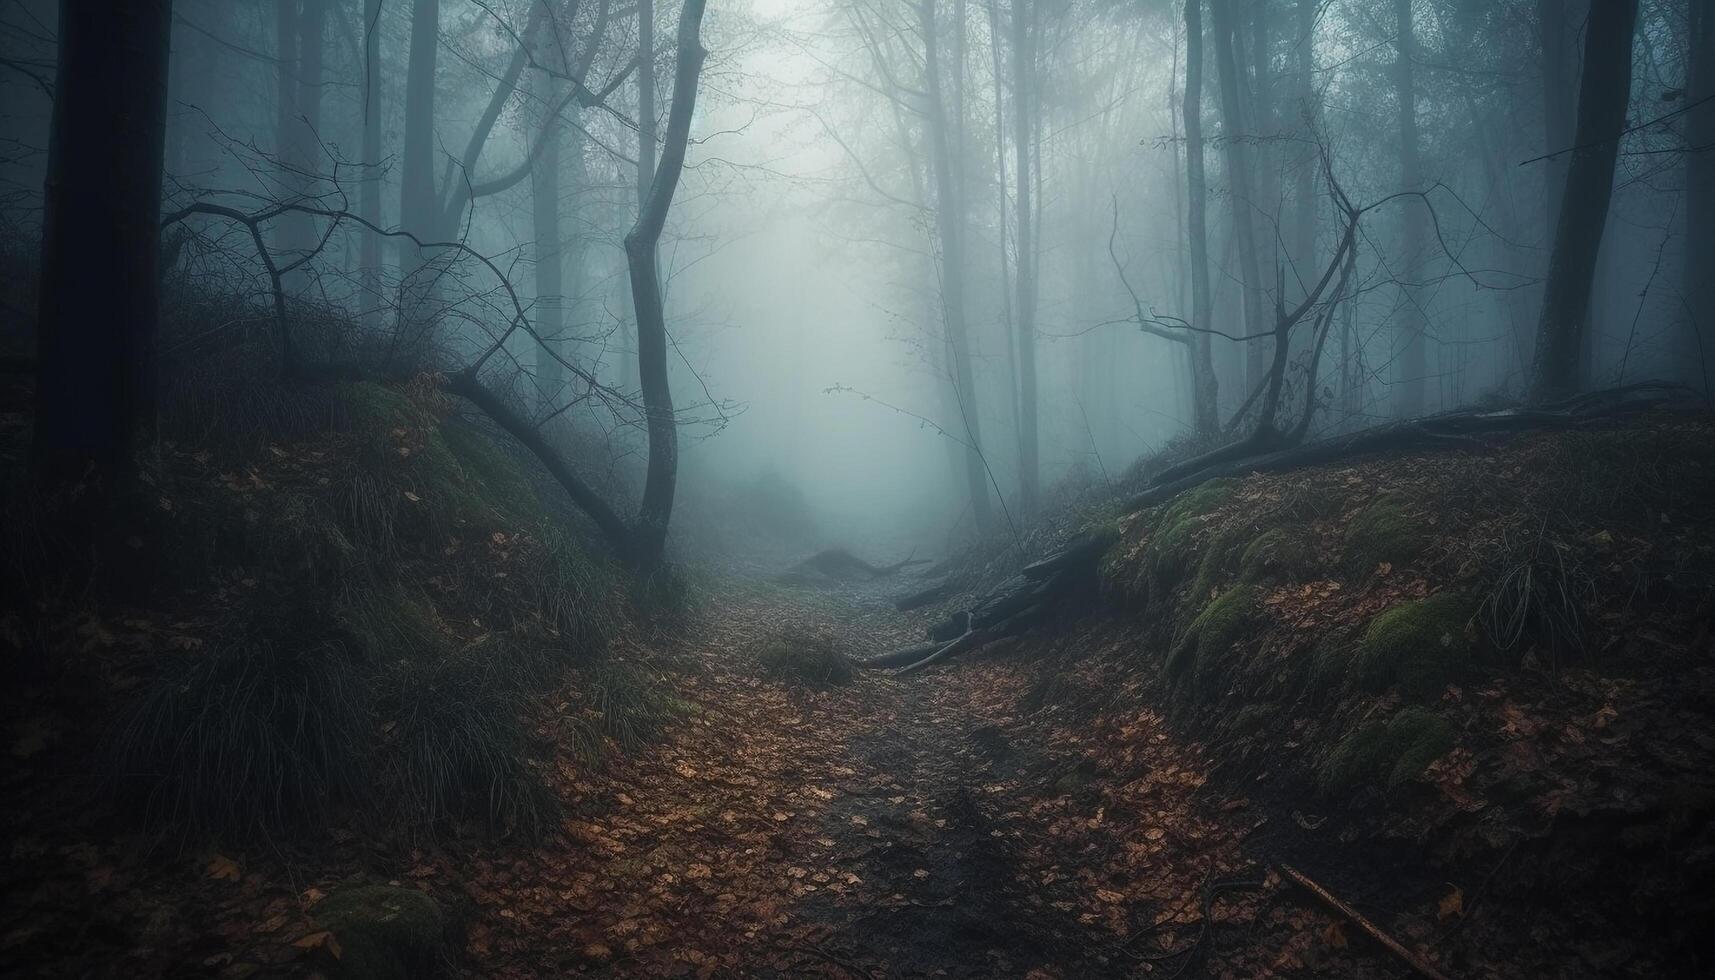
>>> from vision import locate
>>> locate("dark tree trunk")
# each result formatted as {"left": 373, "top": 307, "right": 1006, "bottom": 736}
{"left": 532, "top": 11, "right": 568, "bottom": 411}
{"left": 1209, "top": 0, "right": 1267, "bottom": 414}
{"left": 1529, "top": 0, "right": 1638, "bottom": 405}
{"left": 921, "top": 0, "right": 993, "bottom": 529}
{"left": 1011, "top": 0, "right": 1039, "bottom": 509}
{"left": 398, "top": 0, "right": 441, "bottom": 324}
{"left": 33, "top": 0, "right": 174, "bottom": 478}
{"left": 1394, "top": 0, "right": 1427, "bottom": 415}
{"left": 624, "top": 0, "right": 709, "bottom": 568}
{"left": 359, "top": 0, "right": 383, "bottom": 331}
{"left": 1182, "top": 0, "right": 1219, "bottom": 435}
{"left": 1685, "top": 0, "right": 1715, "bottom": 397}
{"left": 282, "top": 0, "right": 327, "bottom": 286}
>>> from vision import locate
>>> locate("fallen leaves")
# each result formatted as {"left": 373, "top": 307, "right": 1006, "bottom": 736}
{"left": 293, "top": 930, "right": 343, "bottom": 959}
{"left": 206, "top": 854, "right": 241, "bottom": 882}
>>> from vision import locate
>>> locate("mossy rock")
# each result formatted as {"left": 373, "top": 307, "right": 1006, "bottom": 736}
{"left": 756, "top": 635, "right": 854, "bottom": 689}
{"left": 1147, "top": 478, "right": 1241, "bottom": 584}
{"left": 314, "top": 884, "right": 447, "bottom": 979}
{"left": 1165, "top": 584, "right": 1257, "bottom": 699}
{"left": 1240, "top": 527, "right": 1315, "bottom": 585}
{"left": 1344, "top": 496, "right": 1427, "bottom": 575}
{"left": 1320, "top": 707, "right": 1456, "bottom": 794}
{"left": 1355, "top": 593, "right": 1477, "bottom": 699}
{"left": 1187, "top": 522, "right": 1254, "bottom": 606}
{"left": 1225, "top": 702, "right": 1279, "bottom": 738}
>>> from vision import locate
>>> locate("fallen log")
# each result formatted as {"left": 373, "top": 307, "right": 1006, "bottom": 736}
{"left": 1126, "top": 383, "right": 1690, "bottom": 514}
{"left": 894, "top": 580, "right": 955, "bottom": 612}
{"left": 855, "top": 642, "right": 941, "bottom": 669}
{"left": 1020, "top": 532, "right": 1118, "bottom": 581}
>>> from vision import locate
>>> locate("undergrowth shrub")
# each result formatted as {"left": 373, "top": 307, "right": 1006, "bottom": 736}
{"left": 756, "top": 634, "right": 856, "bottom": 689}
{"left": 378, "top": 651, "right": 554, "bottom": 838}
{"left": 112, "top": 608, "right": 372, "bottom": 840}
{"left": 1478, "top": 529, "right": 1595, "bottom": 667}
{"left": 570, "top": 661, "right": 685, "bottom": 756}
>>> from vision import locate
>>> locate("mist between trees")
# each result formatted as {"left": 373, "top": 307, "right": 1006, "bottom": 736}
{"left": 2, "top": 0, "right": 1710, "bottom": 553}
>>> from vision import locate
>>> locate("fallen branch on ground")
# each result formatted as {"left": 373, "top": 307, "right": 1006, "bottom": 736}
{"left": 1279, "top": 863, "right": 1454, "bottom": 980}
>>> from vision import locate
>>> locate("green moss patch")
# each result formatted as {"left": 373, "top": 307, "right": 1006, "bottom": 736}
{"left": 1320, "top": 707, "right": 1456, "bottom": 793}
{"left": 1147, "top": 477, "right": 1241, "bottom": 585}
{"left": 1239, "top": 527, "right": 1315, "bottom": 584}
{"left": 314, "top": 884, "right": 447, "bottom": 979}
{"left": 1188, "top": 523, "right": 1254, "bottom": 606}
{"left": 1165, "top": 584, "right": 1257, "bottom": 699}
{"left": 1355, "top": 593, "right": 1477, "bottom": 699}
{"left": 1344, "top": 496, "right": 1428, "bottom": 575}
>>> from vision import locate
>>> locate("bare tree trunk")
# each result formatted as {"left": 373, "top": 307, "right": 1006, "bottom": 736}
{"left": 359, "top": 0, "right": 383, "bottom": 331}
{"left": 398, "top": 0, "right": 441, "bottom": 329}
{"left": 921, "top": 0, "right": 994, "bottom": 530}
{"left": 34, "top": 0, "right": 173, "bottom": 478}
{"left": 532, "top": 110, "right": 564, "bottom": 410}
{"left": 1685, "top": 0, "right": 1715, "bottom": 397}
{"left": 1394, "top": 0, "right": 1427, "bottom": 415}
{"left": 1209, "top": 0, "right": 1267, "bottom": 419}
{"left": 1289, "top": 0, "right": 1316, "bottom": 294}
{"left": 275, "top": 0, "right": 300, "bottom": 275}
{"left": 1530, "top": 0, "right": 1638, "bottom": 404}
{"left": 624, "top": 0, "right": 709, "bottom": 568}
{"left": 1011, "top": 0, "right": 1039, "bottom": 508}
{"left": 986, "top": 0, "right": 1021, "bottom": 444}
{"left": 1182, "top": 0, "right": 1219, "bottom": 436}
{"left": 283, "top": 0, "right": 327, "bottom": 290}
{"left": 638, "top": 0, "right": 657, "bottom": 199}
{"left": 1538, "top": 0, "right": 1578, "bottom": 245}
{"left": 1242, "top": 0, "right": 1272, "bottom": 393}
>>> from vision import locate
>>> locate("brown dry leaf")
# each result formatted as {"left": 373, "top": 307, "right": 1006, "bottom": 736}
{"left": 206, "top": 854, "right": 241, "bottom": 882}
{"left": 293, "top": 930, "right": 343, "bottom": 960}
{"left": 1438, "top": 884, "right": 1464, "bottom": 921}
{"left": 1321, "top": 920, "right": 1348, "bottom": 949}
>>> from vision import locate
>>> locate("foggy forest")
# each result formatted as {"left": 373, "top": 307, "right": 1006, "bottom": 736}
{"left": 1, "top": 0, "right": 1713, "bottom": 976}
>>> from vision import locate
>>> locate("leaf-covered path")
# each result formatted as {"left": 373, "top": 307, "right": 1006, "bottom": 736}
{"left": 450, "top": 575, "right": 1319, "bottom": 979}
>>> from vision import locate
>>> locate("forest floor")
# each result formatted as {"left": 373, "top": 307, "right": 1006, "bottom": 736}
{"left": 6, "top": 413, "right": 1712, "bottom": 979}
{"left": 4, "top": 567, "right": 1446, "bottom": 979}
{"left": 330, "top": 570, "right": 1427, "bottom": 980}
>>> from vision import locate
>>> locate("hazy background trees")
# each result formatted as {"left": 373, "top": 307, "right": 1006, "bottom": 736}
{"left": 2, "top": 0, "right": 1708, "bottom": 552}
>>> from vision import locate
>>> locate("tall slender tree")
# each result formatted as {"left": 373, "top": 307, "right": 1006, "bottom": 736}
{"left": 1530, "top": 0, "right": 1638, "bottom": 404}
{"left": 1394, "top": 0, "right": 1427, "bottom": 415}
{"left": 1181, "top": 0, "right": 1219, "bottom": 435}
{"left": 1011, "top": 0, "right": 1039, "bottom": 508}
{"left": 33, "top": 0, "right": 175, "bottom": 478}
{"left": 1685, "top": 0, "right": 1715, "bottom": 395}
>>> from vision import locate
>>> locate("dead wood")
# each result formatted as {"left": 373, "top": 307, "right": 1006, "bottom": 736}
{"left": 1279, "top": 863, "right": 1455, "bottom": 980}
{"left": 1127, "top": 383, "right": 1690, "bottom": 514}
{"left": 894, "top": 580, "right": 955, "bottom": 611}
